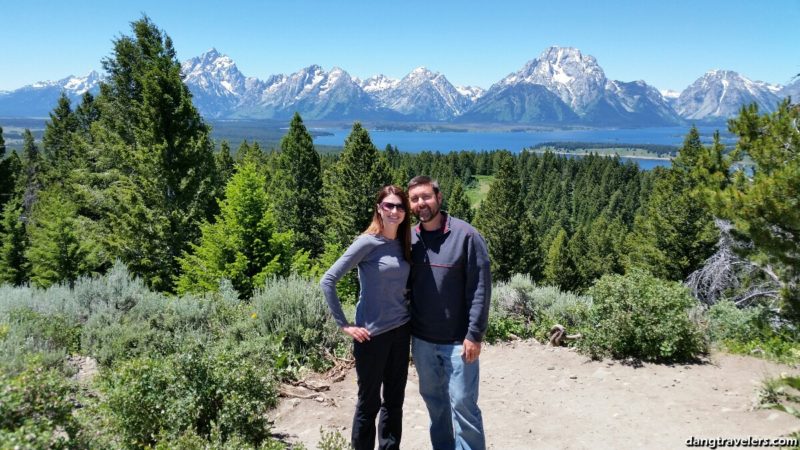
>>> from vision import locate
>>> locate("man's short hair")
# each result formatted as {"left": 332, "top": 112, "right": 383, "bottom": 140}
{"left": 408, "top": 175, "right": 440, "bottom": 194}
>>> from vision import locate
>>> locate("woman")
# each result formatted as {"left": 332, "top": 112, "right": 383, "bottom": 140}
{"left": 320, "top": 185, "right": 412, "bottom": 450}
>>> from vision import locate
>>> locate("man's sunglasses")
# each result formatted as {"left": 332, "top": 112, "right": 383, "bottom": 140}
{"left": 379, "top": 202, "right": 406, "bottom": 212}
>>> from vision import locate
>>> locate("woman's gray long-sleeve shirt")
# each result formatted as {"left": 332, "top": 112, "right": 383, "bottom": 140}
{"left": 320, "top": 234, "right": 410, "bottom": 337}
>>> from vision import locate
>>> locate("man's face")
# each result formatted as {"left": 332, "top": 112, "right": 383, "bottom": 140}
{"left": 408, "top": 184, "right": 442, "bottom": 223}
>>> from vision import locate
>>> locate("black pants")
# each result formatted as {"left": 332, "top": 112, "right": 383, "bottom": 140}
{"left": 351, "top": 323, "right": 410, "bottom": 450}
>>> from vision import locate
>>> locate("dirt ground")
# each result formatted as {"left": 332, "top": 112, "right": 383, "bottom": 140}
{"left": 270, "top": 340, "right": 800, "bottom": 450}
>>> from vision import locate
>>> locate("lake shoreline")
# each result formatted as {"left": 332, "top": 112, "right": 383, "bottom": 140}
{"left": 527, "top": 149, "right": 673, "bottom": 161}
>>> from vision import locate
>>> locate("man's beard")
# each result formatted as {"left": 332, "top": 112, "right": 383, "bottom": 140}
{"left": 416, "top": 202, "right": 440, "bottom": 223}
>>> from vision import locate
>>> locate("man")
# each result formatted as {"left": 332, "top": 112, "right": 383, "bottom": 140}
{"left": 407, "top": 175, "right": 491, "bottom": 450}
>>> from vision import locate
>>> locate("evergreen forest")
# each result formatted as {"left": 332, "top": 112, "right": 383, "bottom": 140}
{"left": 0, "top": 17, "right": 798, "bottom": 449}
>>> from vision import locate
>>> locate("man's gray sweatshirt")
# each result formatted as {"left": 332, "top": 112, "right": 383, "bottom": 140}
{"left": 409, "top": 213, "right": 492, "bottom": 344}
{"left": 320, "top": 234, "right": 410, "bottom": 337}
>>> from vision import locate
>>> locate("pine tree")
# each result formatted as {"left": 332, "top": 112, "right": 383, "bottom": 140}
{"left": 177, "top": 162, "right": 295, "bottom": 298}
{"left": 625, "top": 128, "right": 721, "bottom": 281}
{"left": 625, "top": 168, "right": 717, "bottom": 281}
{"left": 571, "top": 217, "right": 627, "bottom": 289}
{"left": 447, "top": 179, "right": 473, "bottom": 223}
{"left": 215, "top": 140, "right": 236, "bottom": 188}
{"left": 518, "top": 211, "right": 544, "bottom": 280}
{"left": 26, "top": 189, "right": 98, "bottom": 288}
{"left": 714, "top": 101, "right": 800, "bottom": 311}
{"left": 75, "top": 92, "right": 100, "bottom": 136}
{"left": 474, "top": 151, "right": 522, "bottom": 281}
{"left": 322, "top": 122, "right": 391, "bottom": 247}
{"left": 542, "top": 226, "right": 575, "bottom": 289}
{"left": 0, "top": 200, "right": 29, "bottom": 285}
{"left": 238, "top": 140, "right": 265, "bottom": 167}
{"left": 0, "top": 127, "right": 16, "bottom": 211}
{"left": 91, "top": 16, "right": 218, "bottom": 291}
{"left": 42, "top": 93, "right": 80, "bottom": 184}
{"left": 0, "top": 151, "right": 21, "bottom": 217}
{"left": 272, "top": 113, "right": 323, "bottom": 255}
{"left": 672, "top": 125, "right": 704, "bottom": 174}
{"left": 19, "top": 129, "right": 44, "bottom": 218}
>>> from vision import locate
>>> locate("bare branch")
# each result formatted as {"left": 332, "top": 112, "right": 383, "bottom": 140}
{"left": 686, "top": 219, "right": 781, "bottom": 306}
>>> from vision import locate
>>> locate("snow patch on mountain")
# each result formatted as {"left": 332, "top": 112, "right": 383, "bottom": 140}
{"left": 499, "top": 46, "right": 607, "bottom": 114}
{"left": 675, "top": 70, "right": 782, "bottom": 120}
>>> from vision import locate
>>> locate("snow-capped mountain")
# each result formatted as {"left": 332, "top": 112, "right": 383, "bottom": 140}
{"left": 458, "top": 83, "right": 578, "bottom": 124}
{"left": 359, "top": 67, "right": 475, "bottom": 121}
{"left": 660, "top": 89, "right": 681, "bottom": 100}
{"left": 359, "top": 74, "right": 401, "bottom": 95}
{"left": 455, "top": 85, "right": 485, "bottom": 103}
{"left": 466, "top": 47, "right": 680, "bottom": 125}
{"left": 181, "top": 48, "right": 256, "bottom": 117}
{"left": 660, "top": 89, "right": 681, "bottom": 109}
{"left": 499, "top": 46, "right": 606, "bottom": 114}
{"left": 181, "top": 50, "right": 398, "bottom": 120}
{"left": 0, "top": 71, "right": 101, "bottom": 117}
{"left": 675, "top": 70, "right": 782, "bottom": 121}
{"left": 233, "top": 65, "right": 400, "bottom": 120}
{"left": 1, "top": 46, "right": 793, "bottom": 126}
{"left": 779, "top": 78, "right": 800, "bottom": 103}
{"left": 589, "top": 79, "right": 682, "bottom": 126}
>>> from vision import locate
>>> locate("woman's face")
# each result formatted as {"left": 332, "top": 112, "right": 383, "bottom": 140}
{"left": 378, "top": 194, "right": 406, "bottom": 227}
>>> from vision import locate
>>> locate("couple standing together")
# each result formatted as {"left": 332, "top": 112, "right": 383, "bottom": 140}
{"left": 320, "top": 176, "right": 492, "bottom": 450}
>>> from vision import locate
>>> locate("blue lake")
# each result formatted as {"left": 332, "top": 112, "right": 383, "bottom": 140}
{"left": 312, "top": 126, "right": 735, "bottom": 170}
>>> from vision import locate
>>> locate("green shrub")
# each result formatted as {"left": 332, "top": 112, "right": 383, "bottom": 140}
{"left": 759, "top": 375, "right": 800, "bottom": 428}
{"left": 252, "top": 275, "right": 344, "bottom": 371}
{"left": 579, "top": 269, "right": 707, "bottom": 362}
{"left": 0, "top": 261, "right": 150, "bottom": 325}
{"left": 0, "top": 361, "right": 80, "bottom": 449}
{"left": 317, "top": 427, "right": 350, "bottom": 450}
{"left": 0, "top": 308, "right": 82, "bottom": 373}
{"left": 485, "top": 313, "right": 529, "bottom": 343}
{"left": 0, "top": 262, "right": 161, "bottom": 370}
{"left": 100, "top": 340, "right": 278, "bottom": 449}
{"left": 488, "top": 274, "right": 591, "bottom": 342}
{"left": 82, "top": 288, "right": 243, "bottom": 367}
{"left": 721, "top": 334, "right": 800, "bottom": 365}
{"left": 101, "top": 356, "right": 196, "bottom": 448}
{"left": 706, "top": 300, "right": 771, "bottom": 343}
{"left": 704, "top": 301, "right": 800, "bottom": 364}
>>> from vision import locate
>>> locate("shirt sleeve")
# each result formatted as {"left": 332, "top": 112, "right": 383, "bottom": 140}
{"left": 464, "top": 230, "right": 492, "bottom": 342}
{"left": 319, "top": 236, "right": 376, "bottom": 327}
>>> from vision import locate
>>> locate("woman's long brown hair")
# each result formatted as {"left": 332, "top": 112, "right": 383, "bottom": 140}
{"left": 363, "top": 185, "right": 412, "bottom": 262}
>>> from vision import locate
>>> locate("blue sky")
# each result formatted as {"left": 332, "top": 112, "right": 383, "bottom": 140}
{"left": 2, "top": 0, "right": 798, "bottom": 92}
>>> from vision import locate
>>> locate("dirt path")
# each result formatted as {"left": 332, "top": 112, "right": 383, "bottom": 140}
{"left": 271, "top": 341, "right": 800, "bottom": 449}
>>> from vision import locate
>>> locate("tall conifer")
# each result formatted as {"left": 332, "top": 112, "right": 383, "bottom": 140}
{"left": 91, "top": 16, "right": 217, "bottom": 290}
{"left": 447, "top": 179, "right": 473, "bottom": 223}
{"left": 0, "top": 127, "right": 15, "bottom": 211}
{"left": 322, "top": 122, "right": 390, "bottom": 247}
{"left": 177, "top": 162, "right": 294, "bottom": 298}
{"left": 0, "top": 200, "right": 29, "bottom": 285}
{"left": 715, "top": 101, "right": 800, "bottom": 312}
{"left": 273, "top": 113, "right": 323, "bottom": 255}
{"left": 19, "top": 129, "right": 44, "bottom": 218}
{"left": 474, "top": 151, "right": 522, "bottom": 281}
{"left": 26, "top": 190, "right": 97, "bottom": 288}
{"left": 42, "top": 93, "right": 80, "bottom": 183}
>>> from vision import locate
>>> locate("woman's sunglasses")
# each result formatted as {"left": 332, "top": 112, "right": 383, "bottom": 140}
{"left": 379, "top": 201, "right": 406, "bottom": 212}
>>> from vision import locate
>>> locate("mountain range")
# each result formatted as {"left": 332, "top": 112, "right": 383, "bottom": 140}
{"left": 0, "top": 46, "right": 795, "bottom": 127}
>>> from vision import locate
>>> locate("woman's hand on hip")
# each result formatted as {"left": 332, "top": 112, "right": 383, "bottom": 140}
{"left": 342, "top": 326, "right": 371, "bottom": 343}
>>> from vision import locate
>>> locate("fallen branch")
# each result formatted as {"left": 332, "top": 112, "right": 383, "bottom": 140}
{"left": 279, "top": 387, "right": 325, "bottom": 400}
{"left": 288, "top": 380, "right": 330, "bottom": 392}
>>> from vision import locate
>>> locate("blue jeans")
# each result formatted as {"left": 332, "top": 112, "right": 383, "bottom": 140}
{"left": 411, "top": 336, "right": 485, "bottom": 450}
